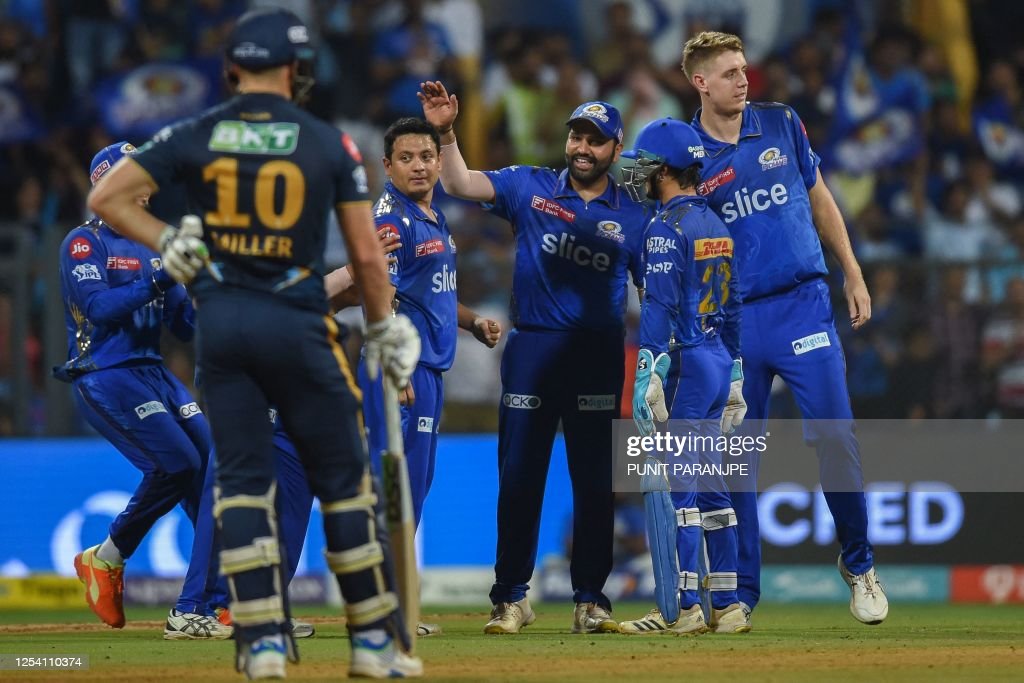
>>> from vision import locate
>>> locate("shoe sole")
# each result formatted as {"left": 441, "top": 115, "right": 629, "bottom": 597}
{"left": 483, "top": 612, "right": 536, "bottom": 635}
{"left": 349, "top": 664, "right": 424, "bottom": 678}
{"left": 163, "top": 629, "right": 234, "bottom": 640}
{"left": 571, "top": 621, "right": 620, "bottom": 634}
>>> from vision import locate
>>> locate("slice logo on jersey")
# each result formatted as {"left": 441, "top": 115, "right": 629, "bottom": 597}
{"left": 341, "top": 132, "right": 363, "bottom": 163}
{"left": 596, "top": 220, "right": 625, "bottom": 243}
{"left": 697, "top": 167, "right": 736, "bottom": 195}
{"left": 646, "top": 236, "right": 676, "bottom": 254}
{"left": 417, "top": 416, "right": 435, "bottom": 433}
{"left": 416, "top": 238, "right": 445, "bottom": 257}
{"left": 503, "top": 393, "right": 541, "bottom": 409}
{"left": 758, "top": 147, "right": 789, "bottom": 171}
{"left": 577, "top": 394, "right": 616, "bottom": 411}
{"left": 179, "top": 402, "right": 202, "bottom": 419}
{"left": 721, "top": 184, "right": 789, "bottom": 224}
{"left": 541, "top": 232, "right": 610, "bottom": 272}
{"left": 70, "top": 237, "right": 92, "bottom": 259}
{"left": 72, "top": 263, "right": 101, "bottom": 282}
{"left": 134, "top": 401, "right": 168, "bottom": 420}
{"left": 106, "top": 256, "right": 141, "bottom": 271}
{"left": 530, "top": 196, "right": 576, "bottom": 223}
{"left": 208, "top": 121, "right": 300, "bottom": 155}
{"left": 694, "top": 237, "right": 734, "bottom": 260}
{"left": 432, "top": 264, "right": 456, "bottom": 293}
{"left": 791, "top": 332, "right": 831, "bottom": 356}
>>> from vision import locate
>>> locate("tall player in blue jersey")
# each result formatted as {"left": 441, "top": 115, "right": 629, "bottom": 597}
{"left": 682, "top": 31, "right": 888, "bottom": 625}
{"left": 56, "top": 142, "right": 231, "bottom": 641}
{"left": 419, "top": 81, "right": 650, "bottom": 634}
{"left": 612, "top": 118, "right": 749, "bottom": 635}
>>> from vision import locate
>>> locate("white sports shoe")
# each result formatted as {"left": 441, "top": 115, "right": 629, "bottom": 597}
{"left": 571, "top": 602, "right": 619, "bottom": 633}
{"left": 289, "top": 618, "right": 314, "bottom": 639}
{"left": 838, "top": 555, "right": 889, "bottom": 625}
{"left": 708, "top": 603, "right": 752, "bottom": 633}
{"left": 163, "top": 609, "right": 234, "bottom": 640}
{"left": 416, "top": 621, "right": 442, "bottom": 637}
{"left": 238, "top": 634, "right": 287, "bottom": 680}
{"left": 483, "top": 597, "right": 536, "bottom": 634}
{"left": 349, "top": 630, "right": 423, "bottom": 678}
{"left": 618, "top": 605, "right": 705, "bottom": 635}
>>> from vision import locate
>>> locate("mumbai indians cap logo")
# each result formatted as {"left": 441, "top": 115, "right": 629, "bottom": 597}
{"left": 581, "top": 103, "right": 609, "bottom": 123}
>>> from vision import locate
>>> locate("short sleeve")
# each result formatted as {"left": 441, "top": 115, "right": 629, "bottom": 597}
{"left": 335, "top": 132, "right": 371, "bottom": 205}
{"left": 374, "top": 212, "right": 407, "bottom": 288}
{"left": 482, "top": 166, "right": 529, "bottom": 222}
{"left": 785, "top": 106, "right": 821, "bottom": 190}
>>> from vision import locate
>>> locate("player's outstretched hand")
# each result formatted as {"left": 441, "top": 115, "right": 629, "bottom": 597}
{"left": 365, "top": 314, "right": 421, "bottom": 388}
{"left": 721, "top": 359, "right": 747, "bottom": 434}
{"left": 633, "top": 349, "right": 670, "bottom": 437}
{"left": 845, "top": 275, "right": 872, "bottom": 330}
{"left": 158, "top": 215, "right": 209, "bottom": 284}
{"left": 377, "top": 226, "right": 402, "bottom": 264}
{"left": 417, "top": 80, "right": 458, "bottom": 133}
{"left": 472, "top": 317, "right": 502, "bottom": 348}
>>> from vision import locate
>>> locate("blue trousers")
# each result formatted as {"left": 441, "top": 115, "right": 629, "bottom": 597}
{"left": 727, "top": 279, "right": 872, "bottom": 610}
{"left": 490, "top": 328, "right": 623, "bottom": 609}
{"left": 359, "top": 362, "right": 443, "bottom": 529}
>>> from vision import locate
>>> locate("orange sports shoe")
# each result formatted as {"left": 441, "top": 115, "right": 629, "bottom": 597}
{"left": 215, "top": 606, "right": 233, "bottom": 626}
{"left": 74, "top": 545, "right": 125, "bottom": 628}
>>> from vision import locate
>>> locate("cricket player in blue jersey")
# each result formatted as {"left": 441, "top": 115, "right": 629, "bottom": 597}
{"left": 682, "top": 31, "right": 888, "bottom": 625}
{"left": 612, "top": 118, "right": 749, "bottom": 635}
{"left": 419, "top": 81, "right": 650, "bottom": 634}
{"left": 56, "top": 142, "right": 231, "bottom": 641}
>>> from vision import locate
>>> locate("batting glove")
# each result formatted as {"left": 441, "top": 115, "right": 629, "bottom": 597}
{"left": 365, "top": 314, "right": 421, "bottom": 388}
{"left": 721, "top": 358, "right": 746, "bottom": 434}
{"left": 158, "top": 214, "right": 209, "bottom": 284}
{"left": 633, "top": 349, "right": 671, "bottom": 436}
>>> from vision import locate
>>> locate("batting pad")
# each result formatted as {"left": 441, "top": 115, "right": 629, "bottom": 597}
{"left": 644, "top": 488, "right": 680, "bottom": 624}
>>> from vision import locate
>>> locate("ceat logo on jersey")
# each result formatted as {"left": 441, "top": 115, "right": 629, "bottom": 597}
{"left": 70, "top": 237, "right": 92, "bottom": 259}
{"left": 693, "top": 237, "right": 734, "bottom": 260}
{"left": 431, "top": 264, "right": 456, "bottom": 293}
{"left": 721, "top": 184, "right": 789, "bottom": 224}
{"left": 530, "top": 195, "right": 576, "bottom": 223}
{"left": 758, "top": 147, "right": 789, "bottom": 171}
{"left": 697, "top": 167, "right": 736, "bottom": 195}
{"left": 504, "top": 393, "right": 541, "bottom": 409}
{"left": 596, "top": 220, "right": 625, "bottom": 243}
{"left": 541, "top": 232, "right": 610, "bottom": 272}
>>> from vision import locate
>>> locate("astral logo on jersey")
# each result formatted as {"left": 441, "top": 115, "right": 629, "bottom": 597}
{"left": 179, "top": 402, "right": 201, "bottom": 419}
{"left": 431, "top": 264, "right": 456, "bottom": 293}
{"left": 417, "top": 417, "right": 434, "bottom": 433}
{"left": 693, "top": 237, "right": 734, "bottom": 260}
{"left": 503, "top": 393, "right": 541, "bottom": 409}
{"left": 530, "top": 196, "right": 576, "bottom": 223}
{"left": 646, "top": 236, "right": 676, "bottom": 254}
{"left": 72, "top": 264, "right": 101, "bottom": 282}
{"left": 134, "top": 401, "right": 167, "bottom": 420}
{"left": 758, "top": 147, "right": 789, "bottom": 171}
{"left": 70, "top": 238, "right": 92, "bottom": 259}
{"left": 541, "top": 232, "right": 610, "bottom": 272}
{"left": 577, "top": 394, "right": 616, "bottom": 411}
{"left": 208, "top": 121, "right": 300, "bottom": 155}
{"left": 721, "top": 184, "right": 789, "bottom": 223}
{"left": 792, "top": 332, "right": 830, "bottom": 355}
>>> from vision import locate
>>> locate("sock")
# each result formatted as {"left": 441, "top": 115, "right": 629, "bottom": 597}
{"left": 95, "top": 537, "right": 124, "bottom": 566}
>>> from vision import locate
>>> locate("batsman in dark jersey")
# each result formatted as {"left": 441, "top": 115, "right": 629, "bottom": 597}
{"left": 88, "top": 8, "right": 423, "bottom": 680}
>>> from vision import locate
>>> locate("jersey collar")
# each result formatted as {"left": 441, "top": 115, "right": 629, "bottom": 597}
{"left": 691, "top": 104, "right": 763, "bottom": 157}
{"left": 553, "top": 169, "right": 621, "bottom": 209}
{"left": 385, "top": 180, "right": 440, "bottom": 225}
{"left": 661, "top": 194, "right": 708, "bottom": 211}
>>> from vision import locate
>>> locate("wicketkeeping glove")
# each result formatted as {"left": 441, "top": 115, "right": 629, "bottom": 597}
{"left": 721, "top": 358, "right": 746, "bottom": 434}
{"left": 365, "top": 314, "right": 421, "bottom": 388}
{"left": 633, "top": 349, "right": 671, "bottom": 436}
{"left": 158, "top": 214, "right": 209, "bottom": 284}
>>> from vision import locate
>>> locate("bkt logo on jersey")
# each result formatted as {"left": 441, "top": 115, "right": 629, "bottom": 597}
{"left": 432, "top": 264, "right": 457, "bottom": 293}
{"left": 720, "top": 184, "right": 789, "bottom": 224}
{"left": 646, "top": 236, "right": 676, "bottom": 254}
{"left": 503, "top": 393, "right": 541, "bottom": 409}
{"left": 208, "top": 121, "right": 300, "bottom": 155}
{"left": 541, "top": 233, "right": 610, "bottom": 272}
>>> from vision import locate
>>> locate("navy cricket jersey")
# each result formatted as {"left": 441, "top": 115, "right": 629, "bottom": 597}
{"left": 692, "top": 103, "right": 827, "bottom": 302}
{"left": 483, "top": 167, "right": 648, "bottom": 331}
{"left": 132, "top": 92, "right": 369, "bottom": 312}
{"left": 55, "top": 219, "right": 193, "bottom": 379}
{"left": 639, "top": 195, "right": 740, "bottom": 358}
{"left": 374, "top": 181, "right": 458, "bottom": 371}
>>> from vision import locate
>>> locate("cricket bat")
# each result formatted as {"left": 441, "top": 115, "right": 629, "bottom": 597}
{"left": 381, "top": 376, "right": 419, "bottom": 653}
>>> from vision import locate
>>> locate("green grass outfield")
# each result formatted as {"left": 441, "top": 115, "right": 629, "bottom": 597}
{"left": 1, "top": 603, "right": 1021, "bottom": 682}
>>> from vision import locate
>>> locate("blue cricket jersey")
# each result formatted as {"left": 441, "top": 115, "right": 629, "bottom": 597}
{"left": 55, "top": 219, "right": 194, "bottom": 380}
{"left": 639, "top": 195, "right": 740, "bottom": 358}
{"left": 483, "top": 167, "right": 648, "bottom": 330}
{"left": 374, "top": 181, "right": 458, "bottom": 371}
{"left": 692, "top": 103, "right": 827, "bottom": 302}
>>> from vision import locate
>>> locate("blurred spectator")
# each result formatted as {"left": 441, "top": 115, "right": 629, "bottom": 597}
{"left": 888, "top": 326, "right": 938, "bottom": 419}
{"left": 133, "top": 0, "right": 188, "bottom": 62}
{"left": 852, "top": 203, "right": 907, "bottom": 263}
{"left": 488, "top": 38, "right": 560, "bottom": 167}
{"left": 60, "top": 0, "right": 128, "bottom": 100}
{"left": 926, "top": 98, "right": 973, "bottom": 189}
{"left": 930, "top": 267, "right": 984, "bottom": 418}
{"left": 972, "top": 59, "right": 1024, "bottom": 179}
{"left": 981, "top": 277, "right": 1024, "bottom": 416}
{"left": 964, "top": 153, "right": 1021, "bottom": 230}
{"left": 188, "top": 0, "right": 246, "bottom": 58}
{"left": 987, "top": 218, "right": 1024, "bottom": 304}
{"left": 606, "top": 61, "right": 682, "bottom": 149}
{"left": 923, "top": 183, "right": 1004, "bottom": 264}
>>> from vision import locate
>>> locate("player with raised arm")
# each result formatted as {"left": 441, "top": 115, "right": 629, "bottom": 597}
{"left": 88, "top": 8, "right": 423, "bottom": 679}
{"left": 682, "top": 31, "right": 887, "bottom": 625}
{"left": 57, "top": 142, "right": 232, "bottom": 641}
{"left": 613, "top": 118, "right": 748, "bottom": 635}
{"left": 419, "top": 81, "right": 649, "bottom": 635}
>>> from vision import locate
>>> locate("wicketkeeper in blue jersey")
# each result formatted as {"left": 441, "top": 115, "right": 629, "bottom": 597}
{"left": 613, "top": 118, "right": 749, "bottom": 636}
{"left": 419, "top": 81, "right": 650, "bottom": 634}
{"left": 55, "top": 142, "right": 232, "bottom": 641}
{"left": 682, "top": 31, "right": 888, "bottom": 625}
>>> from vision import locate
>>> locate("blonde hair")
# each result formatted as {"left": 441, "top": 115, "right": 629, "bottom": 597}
{"left": 681, "top": 31, "right": 745, "bottom": 81}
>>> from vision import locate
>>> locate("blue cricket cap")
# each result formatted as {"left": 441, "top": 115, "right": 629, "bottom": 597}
{"left": 89, "top": 141, "right": 137, "bottom": 185}
{"left": 621, "top": 117, "right": 705, "bottom": 169}
{"left": 566, "top": 101, "right": 624, "bottom": 143}
{"left": 225, "top": 8, "right": 313, "bottom": 70}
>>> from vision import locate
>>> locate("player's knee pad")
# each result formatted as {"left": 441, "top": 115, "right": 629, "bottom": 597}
{"left": 701, "top": 507, "right": 738, "bottom": 532}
